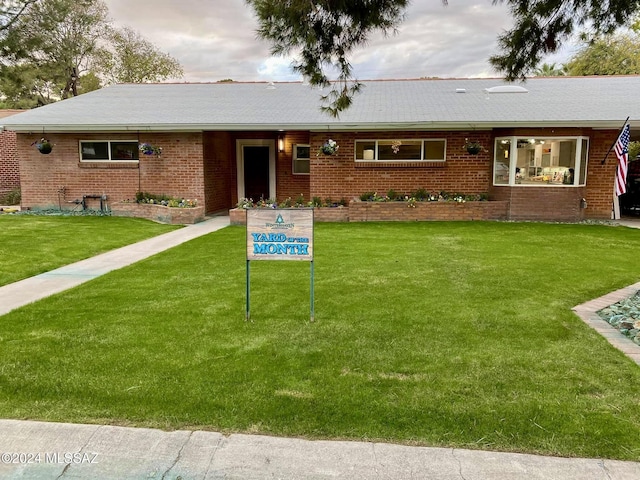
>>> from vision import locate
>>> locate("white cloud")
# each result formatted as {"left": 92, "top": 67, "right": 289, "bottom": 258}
{"left": 102, "top": 0, "right": 577, "bottom": 83}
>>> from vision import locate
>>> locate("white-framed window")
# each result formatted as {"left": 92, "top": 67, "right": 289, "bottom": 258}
{"left": 293, "top": 144, "right": 310, "bottom": 174}
{"left": 493, "top": 136, "right": 589, "bottom": 186}
{"left": 355, "top": 139, "right": 446, "bottom": 162}
{"left": 80, "top": 140, "right": 139, "bottom": 162}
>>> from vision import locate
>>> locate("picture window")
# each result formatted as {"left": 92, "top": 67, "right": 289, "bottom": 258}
{"left": 493, "top": 137, "right": 588, "bottom": 186}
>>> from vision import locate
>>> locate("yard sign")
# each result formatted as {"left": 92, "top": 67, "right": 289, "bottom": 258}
{"left": 246, "top": 208, "right": 314, "bottom": 321}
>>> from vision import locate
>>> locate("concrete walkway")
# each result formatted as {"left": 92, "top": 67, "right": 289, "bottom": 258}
{"left": 1, "top": 419, "right": 639, "bottom": 479}
{"left": 0, "top": 216, "right": 639, "bottom": 478}
{"left": 0, "top": 215, "right": 231, "bottom": 317}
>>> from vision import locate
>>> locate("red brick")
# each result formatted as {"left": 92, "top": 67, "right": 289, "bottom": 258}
{"left": 0, "top": 130, "right": 20, "bottom": 196}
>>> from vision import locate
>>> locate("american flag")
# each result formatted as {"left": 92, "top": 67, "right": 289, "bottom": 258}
{"left": 614, "top": 123, "right": 631, "bottom": 197}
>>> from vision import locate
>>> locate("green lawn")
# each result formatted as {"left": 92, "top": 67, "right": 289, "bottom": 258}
{"left": 1, "top": 222, "right": 640, "bottom": 460}
{"left": 0, "top": 216, "right": 179, "bottom": 286}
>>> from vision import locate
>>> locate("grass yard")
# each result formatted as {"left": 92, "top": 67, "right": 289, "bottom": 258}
{"left": 1, "top": 221, "right": 640, "bottom": 460}
{"left": 0, "top": 216, "right": 179, "bottom": 286}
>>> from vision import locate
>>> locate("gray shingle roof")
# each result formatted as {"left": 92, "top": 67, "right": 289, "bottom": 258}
{"left": 2, "top": 76, "right": 639, "bottom": 132}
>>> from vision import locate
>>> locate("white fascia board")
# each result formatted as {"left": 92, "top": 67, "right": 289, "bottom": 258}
{"left": 4, "top": 120, "right": 634, "bottom": 133}
{"left": 311, "top": 121, "right": 638, "bottom": 132}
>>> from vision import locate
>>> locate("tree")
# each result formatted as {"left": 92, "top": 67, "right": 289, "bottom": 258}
{"left": 0, "top": 0, "right": 38, "bottom": 33}
{"left": 489, "top": 0, "right": 640, "bottom": 80}
{"left": 0, "top": 0, "right": 184, "bottom": 108}
{"left": 533, "top": 62, "right": 565, "bottom": 77}
{"left": 246, "top": 0, "right": 409, "bottom": 117}
{"left": 247, "top": 1, "right": 640, "bottom": 116}
{"left": 98, "top": 26, "right": 183, "bottom": 84}
{"left": 564, "top": 33, "right": 640, "bottom": 75}
{"left": 0, "top": 0, "right": 110, "bottom": 105}
{"left": 0, "top": 63, "right": 58, "bottom": 107}
{"left": 630, "top": 141, "right": 640, "bottom": 161}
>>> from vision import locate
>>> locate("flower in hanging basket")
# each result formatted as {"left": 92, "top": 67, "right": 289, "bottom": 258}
{"left": 463, "top": 138, "right": 484, "bottom": 155}
{"left": 138, "top": 143, "right": 162, "bottom": 156}
{"left": 318, "top": 139, "right": 339, "bottom": 156}
{"left": 32, "top": 138, "right": 53, "bottom": 154}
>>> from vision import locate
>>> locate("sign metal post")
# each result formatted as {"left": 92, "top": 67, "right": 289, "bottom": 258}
{"left": 245, "top": 208, "right": 315, "bottom": 322}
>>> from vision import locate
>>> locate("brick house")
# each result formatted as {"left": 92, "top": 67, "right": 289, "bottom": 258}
{"left": 0, "top": 110, "right": 23, "bottom": 200}
{"left": 2, "top": 77, "right": 639, "bottom": 221}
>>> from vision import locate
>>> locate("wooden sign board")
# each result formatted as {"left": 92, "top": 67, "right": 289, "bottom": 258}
{"left": 246, "top": 209, "right": 314, "bottom": 261}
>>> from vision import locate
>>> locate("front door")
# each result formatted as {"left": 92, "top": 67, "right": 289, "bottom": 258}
{"left": 243, "top": 146, "right": 270, "bottom": 201}
{"left": 237, "top": 139, "right": 276, "bottom": 201}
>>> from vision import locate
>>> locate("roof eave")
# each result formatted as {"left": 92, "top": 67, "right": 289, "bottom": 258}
{"left": 3, "top": 120, "right": 636, "bottom": 133}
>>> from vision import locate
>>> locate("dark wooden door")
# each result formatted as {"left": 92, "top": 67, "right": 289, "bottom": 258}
{"left": 243, "top": 146, "right": 270, "bottom": 201}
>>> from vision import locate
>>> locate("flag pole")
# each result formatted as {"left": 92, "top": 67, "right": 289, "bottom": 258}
{"left": 613, "top": 182, "right": 621, "bottom": 220}
{"left": 601, "top": 116, "right": 630, "bottom": 165}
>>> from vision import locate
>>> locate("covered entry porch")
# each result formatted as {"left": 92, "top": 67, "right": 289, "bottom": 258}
{"left": 202, "top": 131, "right": 310, "bottom": 214}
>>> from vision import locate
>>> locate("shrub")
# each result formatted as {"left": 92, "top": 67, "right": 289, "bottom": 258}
{"left": 135, "top": 191, "right": 197, "bottom": 208}
{"left": 411, "top": 188, "right": 429, "bottom": 200}
{"left": 0, "top": 188, "right": 21, "bottom": 205}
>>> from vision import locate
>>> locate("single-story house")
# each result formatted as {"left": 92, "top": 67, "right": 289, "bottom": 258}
{"left": 2, "top": 76, "right": 639, "bottom": 221}
{"left": 0, "top": 110, "right": 23, "bottom": 199}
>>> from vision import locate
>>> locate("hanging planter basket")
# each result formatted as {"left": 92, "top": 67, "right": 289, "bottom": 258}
{"left": 463, "top": 138, "right": 483, "bottom": 155}
{"left": 139, "top": 143, "right": 163, "bottom": 157}
{"left": 317, "top": 139, "right": 339, "bottom": 156}
{"left": 33, "top": 138, "right": 53, "bottom": 155}
{"left": 466, "top": 145, "right": 482, "bottom": 155}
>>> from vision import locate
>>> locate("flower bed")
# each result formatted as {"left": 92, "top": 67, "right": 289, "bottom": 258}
{"left": 229, "top": 200, "right": 508, "bottom": 225}
{"left": 349, "top": 199, "right": 508, "bottom": 222}
{"left": 112, "top": 202, "right": 206, "bottom": 224}
{"left": 230, "top": 206, "right": 348, "bottom": 225}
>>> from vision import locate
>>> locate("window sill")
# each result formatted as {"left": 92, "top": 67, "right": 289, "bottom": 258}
{"left": 493, "top": 183, "right": 585, "bottom": 187}
{"left": 355, "top": 161, "right": 446, "bottom": 169}
{"left": 79, "top": 162, "right": 139, "bottom": 169}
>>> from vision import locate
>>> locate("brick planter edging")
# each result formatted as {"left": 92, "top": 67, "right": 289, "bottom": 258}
{"left": 572, "top": 283, "right": 640, "bottom": 366}
{"left": 349, "top": 200, "right": 508, "bottom": 222}
{"left": 229, "top": 201, "right": 508, "bottom": 225}
{"left": 112, "top": 202, "right": 206, "bottom": 225}
{"left": 230, "top": 207, "right": 349, "bottom": 225}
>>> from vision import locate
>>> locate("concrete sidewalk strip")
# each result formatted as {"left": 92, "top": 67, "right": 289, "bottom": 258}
{"left": 0, "top": 216, "right": 231, "bottom": 317}
{"left": 1, "top": 420, "right": 639, "bottom": 479}
{"left": 207, "top": 434, "right": 640, "bottom": 480}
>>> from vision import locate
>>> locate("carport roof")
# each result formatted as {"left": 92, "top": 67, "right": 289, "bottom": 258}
{"left": 2, "top": 76, "right": 640, "bottom": 132}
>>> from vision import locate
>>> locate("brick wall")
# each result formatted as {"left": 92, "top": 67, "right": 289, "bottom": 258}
{"left": 111, "top": 202, "right": 206, "bottom": 224}
{"left": 310, "top": 128, "right": 619, "bottom": 221}
{"left": 309, "top": 131, "right": 493, "bottom": 202}
{"left": 277, "top": 131, "right": 311, "bottom": 202}
{"left": 349, "top": 200, "right": 509, "bottom": 221}
{"left": 15, "top": 127, "right": 621, "bottom": 221}
{"left": 229, "top": 201, "right": 507, "bottom": 224}
{"left": 17, "top": 132, "right": 205, "bottom": 210}
{"left": 204, "top": 131, "right": 234, "bottom": 213}
{"left": 490, "top": 186, "right": 586, "bottom": 221}
{"left": 584, "top": 129, "right": 619, "bottom": 219}
{"left": 0, "top": 129, "right": 19, "bottom": 196}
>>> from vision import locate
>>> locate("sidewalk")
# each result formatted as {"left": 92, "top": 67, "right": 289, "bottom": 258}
{"left": 0, "top": 215, "right": 231, "bottom": 317}
{"left": 0, "top": 216, "right": 639, "bottom": 478}
{"left": 1, "top": 419, "right": 639, "bottom": 479}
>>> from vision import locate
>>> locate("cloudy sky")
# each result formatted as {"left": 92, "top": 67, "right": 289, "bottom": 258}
{"left": 103, "top": 0, "right": 576, "bottom": 83}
